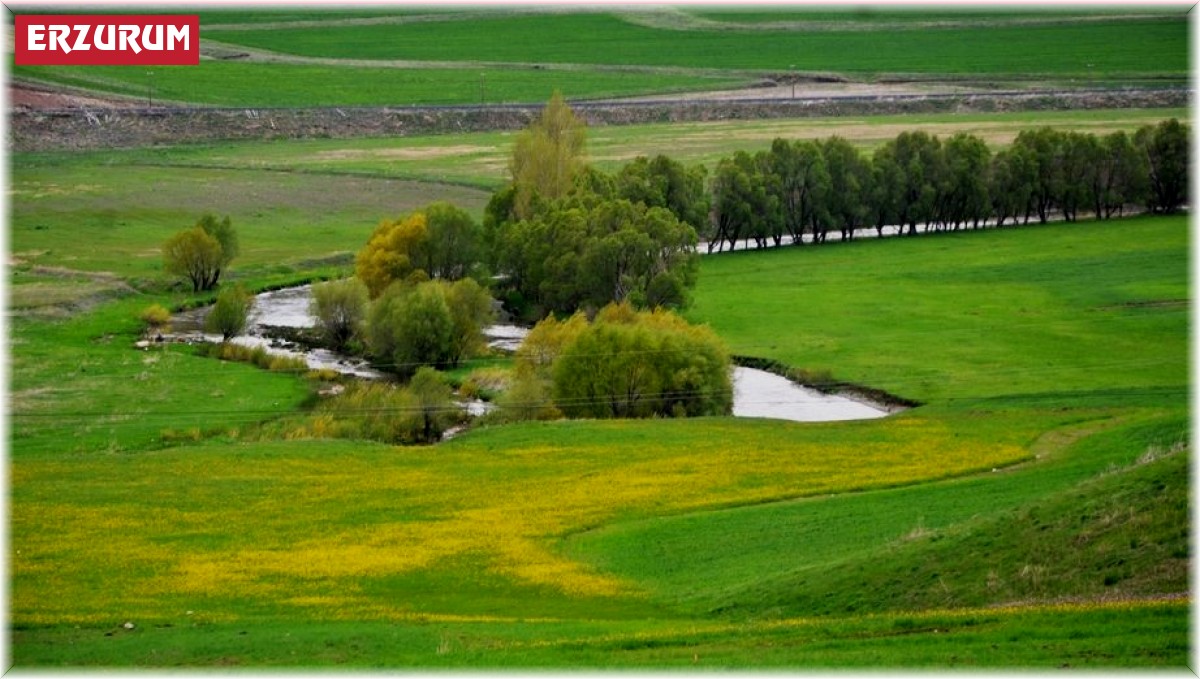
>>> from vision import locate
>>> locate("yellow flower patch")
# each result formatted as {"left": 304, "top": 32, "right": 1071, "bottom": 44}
{"left": 12, "top": 417, "right": 1035, "bottom": 624}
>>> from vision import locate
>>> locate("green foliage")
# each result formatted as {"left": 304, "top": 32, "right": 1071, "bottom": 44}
{"left": 408, "top": 367, "right": 457, "bottom": 443}
{"left": 355, "top": 203, "right": 486, "bottom": 299}
{"left": 355, "top": 212, "right": 430, "bottom": 299}
{"left": 162, "top": 226, "right": 223, "bottom": 292}
{"left": 204, "top": 284, "right": 252, "bottom": 341}
{"left": 1135, "top": 118, "right": 1190, "bottom": 214}
{"left": 310, "top": 277, "right": 369, "bottom": 351}
{"left": 615, "top": 155, "right": 710, "bottom": 237}
{"left": 509, "top": 91, "right": 588, "bottom": 219}
{"left": 138, "top": 303, "right": 172, "bottom": 332}
{"left": 160, "top": 214, "right": 238, "bottom": 292}
{"left": 443, "top": 278, "right": 497, "bottom": 365}
{"left": 196, "top": 213, "right": 239, "bottom": 275}
{"left": 298, "top": 379, "right": 461, "bottom": 445}
{"left": 423, "top": 201, "right": 485, "bottom": 281}
{"left": 709, "top": 119, "right": 1187, "bottom": 250}
{"left": 497, "top": 197, "right": 698, "bottom": 316}
{"left": 367, "top": 279, "right": 494, "bottom": 378}
{"left": 195, "top": 340, "right": 309, "bottom": 374}
{"left": 550, "top": 302, "right": 732, "bottom": 419}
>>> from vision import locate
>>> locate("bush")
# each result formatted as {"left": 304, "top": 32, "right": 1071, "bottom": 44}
{"left": 366, "top": 279, "right": 495, "bottom": 378}
{"left": 311, "top": 278, "right": 369, "bottom": 351}
{"left": 204, "top": 284, "right": 252, "bottom": 341}
{"left": 139, "top": 303, "right": 172, "bottom": 332}
{"left": 517, "top": 302, "right": 732, "bottom": 420}
{"left": 296, "top": 376, "right": 462, "bottom": 445}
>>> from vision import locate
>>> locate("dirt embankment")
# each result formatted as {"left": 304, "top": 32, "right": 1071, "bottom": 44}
{"left": 9, "top": 87, "right": 1189, "bottom": 153}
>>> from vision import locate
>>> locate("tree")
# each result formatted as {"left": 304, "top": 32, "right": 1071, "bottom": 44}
{"left": 424, "top": 201, "right": 484, "bottom": 281}
{"left": 367, "top": 281, "right": 453, "bottom": 378}
{"left": 442, "top": 278, "right": 496, "bottom": 366}
{"left": 205, "top": 283, "right": 252, "bottom": 341}
{"left": 888, "top": 131, "right": 943, "bottom": 235}
{"left": 311, "top": 278, "right": 369, "bottom": 351}
{"left": 355, "top": 212, "right": 430, "bottom": 298}
{"left": 1098, "top": 131, "right": 1148, "bottom": 218}
{"left": 496, "top": 196, "right": 698, "bottom": 317}
{"left": 1013, "top": 127, "right": 1067, "bottom": 224}
{"left": 356, "top": 203, "right": 487, "bottom": 299}
{"left": 366, "top": 279, "right": 494, "bottom": 378}
{"left": 163, "top": 225, "right": 223, "bottom": 292}
{"left": 549, "top": 302, "right": 731, "bottom": 419}
{"left": 1136, "top": 118, "right": 1189, "bottom": 214}
{"left": 868, "top": 144, "right": 903, "bottom": 237}
{"left": 196, "top": 213, "right": 238, "bottom": 287}
{"left": 616, "top": 155, "right": 711, "bottom": 237}
{"left": 988, "top": 146, "right": 1035, "bottom": 227}
{"left": 768, "top": 138, "right": 831, "bottom": 244}
{"left": 821, "top": 136, "right": 871, "bottom": 241}
{"left": 710, "top": 151, "right": 780, "bottom": 252}
{"left": 408, "top": 366, "right": 455, "bottom": 443}
{"left": 509, "top": 91, "right": 588, "bottom": 219}
{"left": 939, "top": 133, "right": 991, "bottom": 229}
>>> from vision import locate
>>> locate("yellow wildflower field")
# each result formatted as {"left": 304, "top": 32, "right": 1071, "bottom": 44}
{"left": 11, "top": 413, "right": 1033, "bottom": 625}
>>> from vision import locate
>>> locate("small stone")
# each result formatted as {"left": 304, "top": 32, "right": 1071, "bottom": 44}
{"left": 123, "top": 621, "right": 135, "bottom": 630}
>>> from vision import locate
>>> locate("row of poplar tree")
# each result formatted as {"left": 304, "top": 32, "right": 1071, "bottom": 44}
{"left": 707, "top": 119, "right": 1189, "bottom": 252}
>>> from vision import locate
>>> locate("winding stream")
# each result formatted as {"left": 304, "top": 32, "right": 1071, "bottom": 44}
{"left": 170, "top": 285, "right": 892, "bottom": 423}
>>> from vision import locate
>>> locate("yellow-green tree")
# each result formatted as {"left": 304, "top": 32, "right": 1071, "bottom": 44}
{"left": 509, "top": 91, "right": 587, "bottom": 220}
{"left": 163, "top": 225, "right": 223, "bottom": 292}
{"left": 355, "top": 213, "right": 430, "bottom": 298}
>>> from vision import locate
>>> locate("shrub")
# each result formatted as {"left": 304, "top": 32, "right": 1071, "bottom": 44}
{"left": 311, "top": 278, "right": 369, "bottom": 351}
{"left": 139, "top": 303, "right": 172, "bottom": 333}
{"left": 367, "top": 279, "right": 495, "bottom": 378}
{"left": 523, "top": 302, "right": 731, "bottom": 420}
{"left": 205, "top": 284, "right": 252, "bottom": 341}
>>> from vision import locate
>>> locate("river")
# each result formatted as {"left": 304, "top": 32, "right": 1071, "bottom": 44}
{"left": 170, "top": 284, "right": 892, "bottom": 423}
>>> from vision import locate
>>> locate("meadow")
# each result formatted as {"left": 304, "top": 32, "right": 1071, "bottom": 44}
{"left": 10, "top": 7, "right": 1188, "bottom": 108}
{"left": 8, "top": 97, "right": 1191, "bottom": 669}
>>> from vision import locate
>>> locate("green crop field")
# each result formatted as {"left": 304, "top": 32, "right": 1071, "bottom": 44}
{"left": 202, "top": 12, "right": 1186, "bottom": 76}
{"left": 10, "top": 7, "right": 1189, "bottom": 108}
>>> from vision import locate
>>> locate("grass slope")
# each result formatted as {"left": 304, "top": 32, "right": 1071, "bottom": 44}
{"left": 686, "top": 216, "right": 1188, "bottom": 404}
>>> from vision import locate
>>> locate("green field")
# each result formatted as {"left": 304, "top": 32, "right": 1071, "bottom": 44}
{"left": 203, "top": 12, "right": 1186, "bottom": 76}
{"left": 10, "top": 7, "right": 1188, "bottom": 107}
{"left": 7, "top": 58, "right": 1192, "bottom": 668}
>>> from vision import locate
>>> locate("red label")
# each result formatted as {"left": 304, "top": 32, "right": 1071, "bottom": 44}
{"left": 14, "top": 15, "right": 200, "bottom": 66}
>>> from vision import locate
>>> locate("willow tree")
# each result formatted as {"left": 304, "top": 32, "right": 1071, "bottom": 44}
{"left": 509, "top": 91, "right": 587, "bottom": 220}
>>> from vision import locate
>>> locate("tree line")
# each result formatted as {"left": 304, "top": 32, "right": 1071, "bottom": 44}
{"left": 708, "top": 119, "right": 1189, "bottom": 251}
